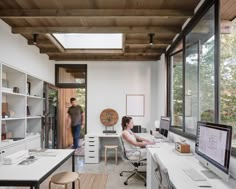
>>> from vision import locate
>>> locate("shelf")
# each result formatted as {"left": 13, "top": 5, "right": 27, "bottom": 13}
{"left": 27, "top": 116, "right": 42, "bottom": 119}
{"left": 2, "top": 90, "right": 26, "bottom": 97}
{"left": 1, "top": 63, "right": 43, "bottom": 151}
{"left": 2, "top": 117, "right": 26, "bottom": 121}
{"left": 27, "top": 95, "right": 43, "bottom": 99}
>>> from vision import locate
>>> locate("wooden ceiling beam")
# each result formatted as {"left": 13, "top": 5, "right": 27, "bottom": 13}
{"left": 44, "top": 34, "right": 64, "bottom": 53}
{"left": 12, "top": 26, "right": 180, "bottom": 34}
{"left": 125, "top": 44, "right": 168, "bottom": 49}
{"left": 0, "top": 9, "right": 193, "bottom": 19}
{"left": 125, "top": 39, "right": 172, "bottom": 45}
{"left": 40, "top": 48, "right": 124, "bottom": 54}
{"left": 39, "top": 47, "right": 163, "bottom": 54}
{"left": 49, "top": 54, "right": 160, "bottom": 61}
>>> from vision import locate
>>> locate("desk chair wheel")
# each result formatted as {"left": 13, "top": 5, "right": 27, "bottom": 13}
{"left": 120, "top": 173, "right": 123, "bottom": 176}
{"left": 124, "top": 181, "right": 128, "bottom": 185}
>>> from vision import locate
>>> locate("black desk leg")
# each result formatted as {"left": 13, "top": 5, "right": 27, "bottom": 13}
{"left": 34, "top": 183, "right": 39, "bottom": 189}
{"left": 72, "top": 153, "right": 75, "bottom": 172}
{"left": 72, "top": 154, "right": 75, "bottom": 189}
{"left": 30, "top": 186, "right": 33, "bottom": 189}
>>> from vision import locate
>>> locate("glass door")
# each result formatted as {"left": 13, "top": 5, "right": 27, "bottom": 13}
{"left": 42, "top": 83, "right": 58, "bottom": 148}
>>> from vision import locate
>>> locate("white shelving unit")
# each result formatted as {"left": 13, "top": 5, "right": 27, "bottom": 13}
{"left": 0, "top": 63, "right": 43, "bottom": 158}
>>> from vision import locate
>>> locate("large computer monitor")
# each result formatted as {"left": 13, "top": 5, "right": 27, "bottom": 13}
{"left": 195, "top": 121, "right": 232, "bottom": 181}
{"left": 159, "top": 116, "right": 170, "bottom": 138}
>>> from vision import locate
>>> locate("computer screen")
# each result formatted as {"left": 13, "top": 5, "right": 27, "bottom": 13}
{"left": 159, "top": 116, "right": 170, "bottom": 138}
{"left": 131, "top": 125, "right": 141, "bottom": 133}
{"left": 195, "top": 121, "right": 232, "bottom": 180}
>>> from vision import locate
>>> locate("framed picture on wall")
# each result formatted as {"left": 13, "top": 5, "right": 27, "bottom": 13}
{"left": 126, "top": 94, "right": 145, "bottom": 117}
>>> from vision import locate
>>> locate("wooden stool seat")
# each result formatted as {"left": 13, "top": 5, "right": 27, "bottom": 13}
{"left": 104, "top": 145, "right": 118, "bottom": 149}
{"left": 104, "top": 145, "right": 118, "bottom": 165}
{"left": 49, "top": 171, "right": 80, "bottom": 189}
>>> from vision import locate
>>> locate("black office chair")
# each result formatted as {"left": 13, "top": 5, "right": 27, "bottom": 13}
{"left": 119, "top": 137, "right": 146, "bottom": 186}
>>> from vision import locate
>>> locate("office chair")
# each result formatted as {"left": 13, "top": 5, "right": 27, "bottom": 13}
{"left": 119, "top": 137, "right": 146, "bottom": 186}
{"left": 153, "top": 153, "right": 173, "bottom": 189}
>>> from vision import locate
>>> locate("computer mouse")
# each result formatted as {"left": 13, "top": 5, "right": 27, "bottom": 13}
{"left": 28, "top": 156, "right": 35, "bottom": 159}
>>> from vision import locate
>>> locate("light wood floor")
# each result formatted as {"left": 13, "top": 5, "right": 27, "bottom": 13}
{"left": 76, "top": 157, "right": 146, "bottom": 189}
{"left": 0, "top": 157, "right": 146, "bottom": 189}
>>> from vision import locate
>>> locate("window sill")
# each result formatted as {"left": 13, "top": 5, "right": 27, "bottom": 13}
{"left": 170, "top": 127, "right": 196, "bottom": 140}
{"left": 170, "top": 127, "right": 236, "bottom": 157}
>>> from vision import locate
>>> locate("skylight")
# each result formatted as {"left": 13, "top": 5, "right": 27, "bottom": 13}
{"left": 52, "top": 33, "right": 123, "bottom": 49}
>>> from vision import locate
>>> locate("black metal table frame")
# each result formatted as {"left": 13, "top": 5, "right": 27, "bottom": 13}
{"left": 0, "top": 152, "right": 75, "bottom": 189}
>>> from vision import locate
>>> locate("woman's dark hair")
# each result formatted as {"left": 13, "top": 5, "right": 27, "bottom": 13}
{"left": 121, "top": 116, "right": 132, "bottom": 130}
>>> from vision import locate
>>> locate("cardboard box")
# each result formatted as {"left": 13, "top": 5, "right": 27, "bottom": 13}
{"left": 175, "top": 142, "right": 190, "bottom": 153}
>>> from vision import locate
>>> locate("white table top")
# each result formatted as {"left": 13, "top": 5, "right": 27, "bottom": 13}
{"left": 0, "top": 149, "right": 74, "bottom": 181}
{"left": 148, "top": 143, "right": 235, "bottom": 189}
{"left": 86, "top": 133, "right": 120, "bottom": 138}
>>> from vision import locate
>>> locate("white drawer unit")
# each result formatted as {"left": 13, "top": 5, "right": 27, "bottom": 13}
{"left": 85, "top": 135, "right": 99, "bottom": 163}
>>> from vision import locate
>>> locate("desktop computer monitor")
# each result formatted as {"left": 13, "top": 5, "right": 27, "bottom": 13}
{"left": 159, "top": 116, "right": 170, "bottom": 138}
{"left": 195, "top": 121, "right": 232, "bottom": 181}
{"left": 131, "top": 125, "right": 141, "bottom": 133}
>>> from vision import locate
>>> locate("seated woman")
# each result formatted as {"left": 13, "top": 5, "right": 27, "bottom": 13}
{"left": 121, "top": 116, "right": 154, "bottom": 160}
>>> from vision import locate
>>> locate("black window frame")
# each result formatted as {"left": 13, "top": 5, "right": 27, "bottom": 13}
{"left": 55, "top": 64, "right": 87, "bottom": 88}
{"left": 166, "top": 0, "right": 236, "bottom": 156}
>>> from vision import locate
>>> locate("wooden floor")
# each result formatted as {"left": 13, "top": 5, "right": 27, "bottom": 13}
{"left": 79, "top": 173, "right": 108, "bottom": 189}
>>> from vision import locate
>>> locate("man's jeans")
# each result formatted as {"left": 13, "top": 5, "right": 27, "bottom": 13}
{"left": 71, "top": 124, "right": 81, "bottom": 149}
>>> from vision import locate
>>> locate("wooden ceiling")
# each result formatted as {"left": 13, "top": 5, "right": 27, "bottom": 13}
{"left": 0, "top": 0, "right": 199, "bottom": 61}
{"left": 221, "top": 0, "right": 236, "bottom": 20}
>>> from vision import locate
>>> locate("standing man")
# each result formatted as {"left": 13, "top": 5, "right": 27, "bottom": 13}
{"left": 67, "top": 97, "right": 85, "bottom": 151}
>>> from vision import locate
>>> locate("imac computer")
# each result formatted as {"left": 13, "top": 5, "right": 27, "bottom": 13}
{"left": 195, "top": 121, "right": 232, "bottom": 181}
{"left": 155, "top": 116, "right": 170, "bottom": 139}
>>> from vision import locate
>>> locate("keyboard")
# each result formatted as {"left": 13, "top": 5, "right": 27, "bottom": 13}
{"left": 154, "top": 133, "right": 164, "bottom": 139}
{"left": 183, "top": 168, "right": 207, "bottom": 181}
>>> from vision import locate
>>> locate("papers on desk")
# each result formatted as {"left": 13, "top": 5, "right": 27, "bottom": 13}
{"left": 146, "top": 144, "right": 160, "bottom": 148}
{"left": 3, "top": 150, "right": 28, "bottom": 165}
{"left": 29, "top": 149, "right": 60, "bottom": 157}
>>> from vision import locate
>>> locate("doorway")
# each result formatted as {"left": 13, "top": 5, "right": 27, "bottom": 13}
{"left": 55, "top": 64, "right": 87, "bottom": 153}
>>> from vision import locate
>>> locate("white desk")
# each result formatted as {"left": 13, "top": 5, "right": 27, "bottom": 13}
{"left": 0, "top": 149, "right": 74, "bottom": 189}
{"left": 147, "top": 143, "right": 235, "bottom": 189}
{"left": 85, "top": 133, "right": 120, "bottom": 163}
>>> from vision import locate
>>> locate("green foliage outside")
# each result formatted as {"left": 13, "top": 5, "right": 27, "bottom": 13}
{"left": 76, "top": 88, "right": 86, "bottom": 138}
{"left": 172, "top": 21, "right": 236, "bottom": 145}
{"left": 220, "top": 21, "right": 236, "bottom": 133}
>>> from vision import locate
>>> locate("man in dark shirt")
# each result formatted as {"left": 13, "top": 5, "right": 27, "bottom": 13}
{"left": 67, "top": 97, "right": 85, "bottom": 150}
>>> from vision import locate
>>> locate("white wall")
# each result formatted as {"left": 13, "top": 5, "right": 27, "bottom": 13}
{"left": 57, "top": 59, "right": 166, "bottom": 134}
{"left": 0, "top": 20, "right": 55, "bottom": 84}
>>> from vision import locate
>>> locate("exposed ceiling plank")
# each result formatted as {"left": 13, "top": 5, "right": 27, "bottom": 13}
{"left": 12, "top": 26, "right": 180, "bottom": 34}
{"left": 49, "top": 55, "right": 160, "bottom": 61}
{"left": 39, "top": 47, "right": 163, "bottom": 54}
{"left": 125, "top": 44, "right": 168, "bottom": 49}
{"left": 44, "top": 34, "right": 64, "bottom": 53}
{"left": 0, "top": 9, "right": 193, "bottom": 19}
{"left": 125, "top": 39, "right": 172, "bottom": 44}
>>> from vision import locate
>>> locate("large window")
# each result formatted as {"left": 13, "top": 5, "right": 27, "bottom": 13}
{"left": 169, "top": 5, "right": 215, "bottom": 136}
{"left": 220, "top": 19, "right": 236, "bottom": 148}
